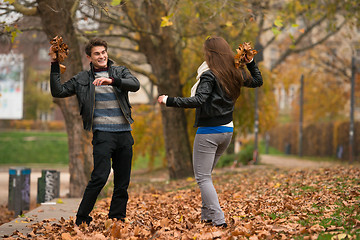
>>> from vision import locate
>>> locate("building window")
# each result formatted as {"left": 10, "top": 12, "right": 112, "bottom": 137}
{"left": 279, "top": 86, "right": 286, "bottom": 110}
{"left": 270, "top": 48, "right": 277, "bottom": 69}
{"left": 39, "top": 111, "right": 49, "bottom": 122}
{"left": 38, "top": 48, "right": 50, "bottom": 61}
{"left": 356, "top": 48, "right": 360, "bottom": 59}
{"left": 328, "top": 46, "right": 337, "bottom": 63}
{"left": 288, "top": 85, "right": 296, "bottom": 106}
{"left": 39, "top": 81, "right": 50, "bottom": 92}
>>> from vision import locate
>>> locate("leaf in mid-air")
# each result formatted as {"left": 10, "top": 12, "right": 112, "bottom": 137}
{"left": 110, "top": 0, "right": 121, "bottom": 6}
{"left": 160, "top": 14, "right": 174, "bottom": 27}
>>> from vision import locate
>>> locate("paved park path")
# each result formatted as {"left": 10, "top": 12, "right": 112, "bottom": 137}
{"left": 0, "top": 154, "right": 348, "bottom": 238}
{"left": 260, "top": 154, "right": 342, "bottom": 169}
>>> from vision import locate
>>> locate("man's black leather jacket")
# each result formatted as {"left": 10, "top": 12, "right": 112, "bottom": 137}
{"left": 166, "top": 60, "right": 262, "bottom": 127}
{"left": 50, "top": 60, "right": 140, "bottom": 131}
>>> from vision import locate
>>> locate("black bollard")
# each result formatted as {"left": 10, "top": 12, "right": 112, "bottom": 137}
{"left": 285, "top": 143, "right": 291, "bottom": 155}
{"left": 8, "top": 168, "right": 31, "bottom": 217}
{"left": 37, "top": 170, "right": 60, "bottom": 204}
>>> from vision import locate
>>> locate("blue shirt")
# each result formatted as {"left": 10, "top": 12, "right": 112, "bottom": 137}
{"left": 196, "top": 126, "right": 233, "bottom": 134}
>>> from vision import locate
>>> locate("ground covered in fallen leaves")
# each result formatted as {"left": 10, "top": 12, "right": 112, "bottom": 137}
{"left": 0, "top": 205, "right": 15, "bottom": 226}
{"left": 7, "top": 166, "right": 360, "bottom": 239}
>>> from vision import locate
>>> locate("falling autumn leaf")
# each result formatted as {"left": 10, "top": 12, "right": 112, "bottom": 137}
{"left": 160, "top": 14, "right": 174, "bottom": 27}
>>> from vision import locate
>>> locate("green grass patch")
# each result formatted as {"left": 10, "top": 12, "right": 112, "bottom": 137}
{"left": 217, "top": 143, "right": 255, "bottom": 167}
{"left": 0, "top": 131, "right": 164, "bottom": 172}
{"left": 268, "top": 212, "right": 289, "bottom": 220}
{"left": 0, "top": 131, "right": 69, "bottom": 165}
{"left": 132, "top": 154, "right": 165, "bottom": 171}
{"left": 258, "top": 140, "right": 284, "bottom": 155}
{"left": 316, "top": 234, "right": 338, "bottom": 240}
{"left": 300, "top": 185, "right": 316, "bottom": 192}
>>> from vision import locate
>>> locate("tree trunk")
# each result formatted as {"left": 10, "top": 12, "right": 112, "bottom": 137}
{"left": 145, "top": 42, "right": 193, "bottom": 179}
{"left": 122, "top": 0, "right": 193, "bottom": 179}
{"left": 159, "top": 106, "right": 193, "bottom": 178}
{"left": 36, "top": 0, "right": 93, "bottom": 197}
{"left": 151, "top": 51, "right": 193, "bottom": 178}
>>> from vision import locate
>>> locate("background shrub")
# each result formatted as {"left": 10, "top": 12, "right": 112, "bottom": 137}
{"left": 217, "top": 142, "right": 255, "bottom": 168}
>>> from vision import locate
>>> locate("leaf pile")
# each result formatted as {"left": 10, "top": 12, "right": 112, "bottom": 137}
{"left": 234, "top": 42, "right": 258, "bottom": 68}
{"left": 0, "top": 205, "right": 15, "bottom": 226}
{"left": 5, "top": 166, "right": 360, "bottom": 239}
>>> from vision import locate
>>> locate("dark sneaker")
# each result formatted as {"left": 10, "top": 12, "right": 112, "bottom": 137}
{"left": 108, "top": 217, "right": 125, "bottom": 222}
{"left": 215, "top": 223, "right": 228, "bottom": 228}
{"left": 75, "top": 216, "right": 92, "bottom": 226}
{"left": 201, "top": 220, "right": 212, "bottom": 225}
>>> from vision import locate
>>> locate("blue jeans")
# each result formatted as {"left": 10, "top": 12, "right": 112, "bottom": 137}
{"left": 76, "top": 131, "right": 134, "bottom": 224}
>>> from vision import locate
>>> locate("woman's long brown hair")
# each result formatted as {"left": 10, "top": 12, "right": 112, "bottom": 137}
{"left": 203, "top": 36, "right": 250, "bottom": 100}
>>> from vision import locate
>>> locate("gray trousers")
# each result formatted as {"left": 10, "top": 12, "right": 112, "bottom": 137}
{"left": 193, "top": 132, "right": 233, "bottom": 225}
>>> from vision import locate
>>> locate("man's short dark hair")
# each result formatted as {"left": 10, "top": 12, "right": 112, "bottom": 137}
{"left": 85, "top": 38, "right": 108, "bottom": 56}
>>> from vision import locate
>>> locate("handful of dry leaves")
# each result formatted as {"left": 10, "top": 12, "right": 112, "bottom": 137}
{"left": 234, "top": 42, "right": 258, "bottom": 68}
{"left": 49, "top": 36, "right": 69, "bottom": 74}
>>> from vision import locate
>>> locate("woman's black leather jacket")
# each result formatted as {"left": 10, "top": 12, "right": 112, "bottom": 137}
{"left": 50, "top": 60, "right": 140, "bottom": 131}
{"left": 166, "top": 60, "right": 262, "bottom": 127}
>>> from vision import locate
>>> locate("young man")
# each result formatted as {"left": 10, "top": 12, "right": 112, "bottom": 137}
{"left": 49, "top": 38, "right": 140, "bottom": 226}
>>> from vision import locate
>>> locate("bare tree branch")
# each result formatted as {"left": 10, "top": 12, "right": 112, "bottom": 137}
{"left": 271, "top": 15, "right": 346, "bottom": 70}
{"left": 71, "top": 0, "right": 80, "bottom": 19}
{"left": 0, "top": 9, "right": 15, "bottom": 17}
{"left": 316, "top": 58, "right": 350, "bottom": 81}
{"left": 77, "top": 26, "right": 138, "bottom": 42}
{"left": 312, "top": 46, "right": 352, "bottom": 81}
{"left": 19, "top": 26, "right": 43, "bottom": 32}
{"left": 78, "top": 8, "right": 160, "bottom": 39}
{"left": 108, "top": 53, "right": 158, "bottom": 85}
{"left": 86, "top": 0, "right": 161, "bottom": 38}
{"left": 293, "top": 21, "right": 346, "bottom": 54}
{"left": 12, "top": 0, "right": 37, "bottom": 16}
{"left": 107, "top": 43, "right": 140, "bottom": 54}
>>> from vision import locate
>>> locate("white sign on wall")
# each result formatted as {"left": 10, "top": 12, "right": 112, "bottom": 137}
{"left": 0, "top": 53, "right": 24, "bottom": 119}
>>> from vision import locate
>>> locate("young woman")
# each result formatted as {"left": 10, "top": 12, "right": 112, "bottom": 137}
{"left": 157, "top": 36, "right": 263, "bottom": 227}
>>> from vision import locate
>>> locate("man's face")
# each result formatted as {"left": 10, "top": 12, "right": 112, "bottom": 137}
{"left": 87, "top": 46, "right": 108, "bottom": 69}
